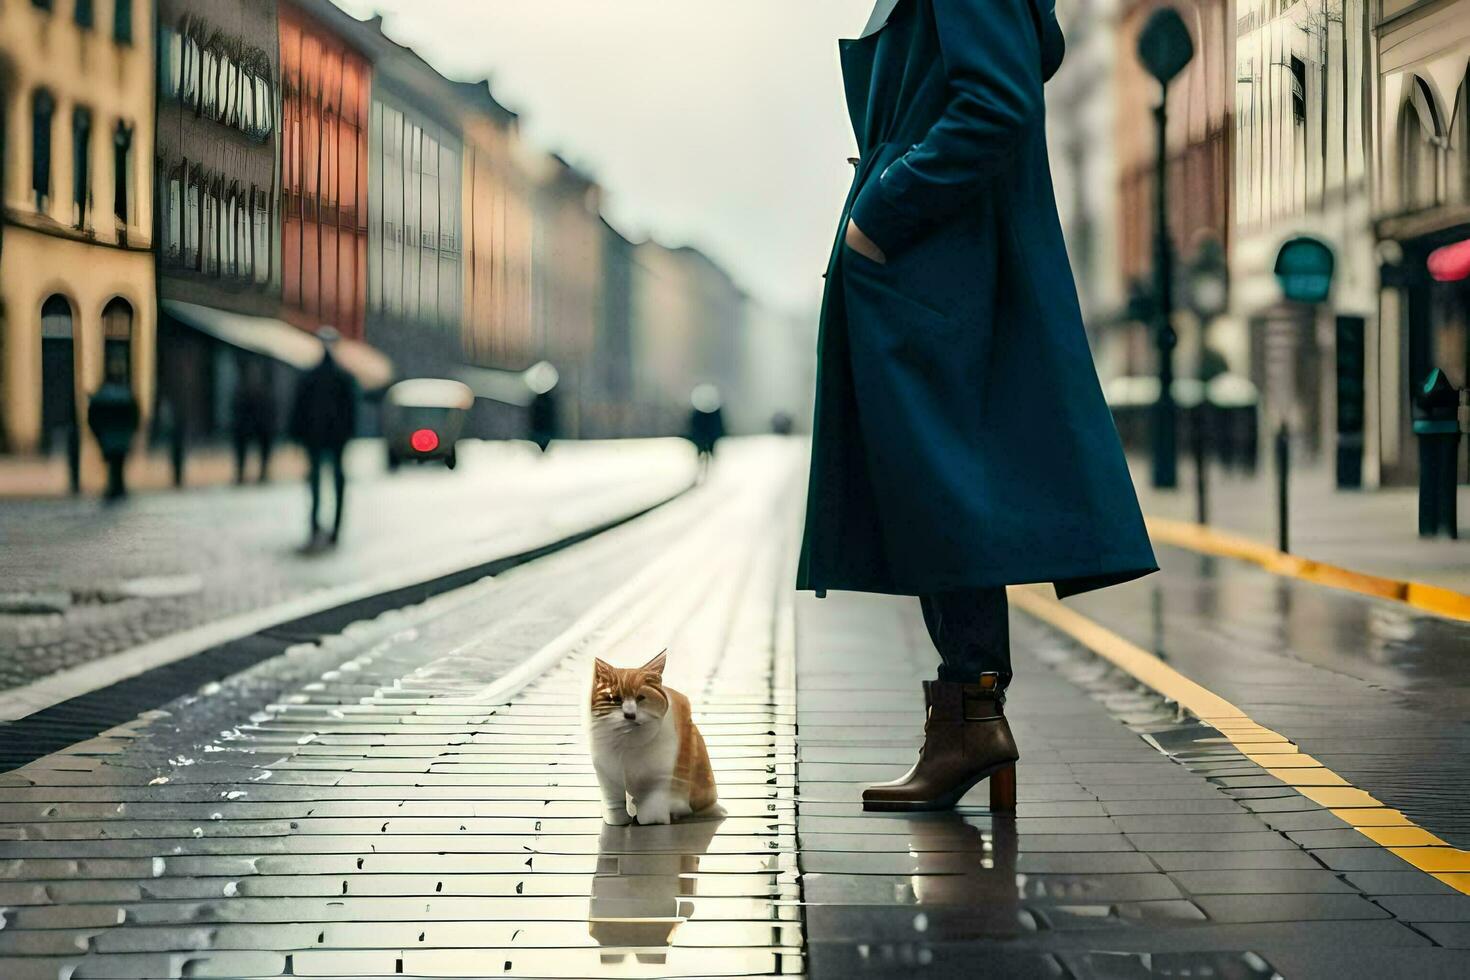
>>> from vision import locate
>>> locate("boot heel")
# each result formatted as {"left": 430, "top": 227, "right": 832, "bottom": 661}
{"left": 989, "top": 765, "right": 1016, "bottom": 812}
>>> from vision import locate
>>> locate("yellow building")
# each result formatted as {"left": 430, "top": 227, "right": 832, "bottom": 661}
{"left": 458, "top": 82, "right": 536, "bottom": 371}
{"left": 0, "top": 0, "right": 155, "bottom": 486}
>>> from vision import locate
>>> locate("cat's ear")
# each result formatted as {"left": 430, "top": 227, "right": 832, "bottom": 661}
{"left": 640, "top": 649, "right": 667, "bottom": 678}
{"left": 592, "top": 658, "right": 616, "bottom": 682}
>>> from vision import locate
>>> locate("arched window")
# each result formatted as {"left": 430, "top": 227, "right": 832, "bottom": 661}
{"left": 101, "top": 298, "right": 134, "bottom": 385}
{"left": 31, "top": 88, "right": 54, "bottom": 208}
{"left": 1402, "top": 76, "right": 1445, "bottom": 212}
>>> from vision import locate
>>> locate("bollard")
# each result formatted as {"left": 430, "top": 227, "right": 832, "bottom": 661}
{"left": 1413, "top": 369, "right": 1461, "bottom": 539}
{"left": 1192, "top": 400, "right": 1209, "bottom": 525}
{"left": 1275, "top": 422, "right": 1290, "bottom": 554}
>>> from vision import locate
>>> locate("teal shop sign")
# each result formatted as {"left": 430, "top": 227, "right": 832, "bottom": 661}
{"left": 1274, "top": 236, "right": 1335, "bottom": 304}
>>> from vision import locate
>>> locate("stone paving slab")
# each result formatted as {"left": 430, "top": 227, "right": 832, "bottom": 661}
{"left": 794, "top": 588, "right": 1470, "bottom": 978}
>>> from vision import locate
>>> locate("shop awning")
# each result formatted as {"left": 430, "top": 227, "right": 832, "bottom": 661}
{"left": 162, "top": 300, "right": 394, "bottom": 391}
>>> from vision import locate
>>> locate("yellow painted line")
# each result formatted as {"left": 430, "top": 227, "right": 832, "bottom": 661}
{"left": 1145, "top": 515, "right": 1470, "bottom": 624}
{"left": 1010, "top": 584, "right": 1470, "bottom": 896}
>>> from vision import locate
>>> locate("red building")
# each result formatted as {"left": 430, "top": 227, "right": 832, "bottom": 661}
{"left": 278, "top": 1, "right": 370, "bottom": 339}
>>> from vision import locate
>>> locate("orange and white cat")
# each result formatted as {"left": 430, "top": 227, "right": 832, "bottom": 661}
{"left": 586, "top": 651, "right": 718, "bottom": 826}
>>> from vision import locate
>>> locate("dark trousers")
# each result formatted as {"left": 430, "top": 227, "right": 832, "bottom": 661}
{"left": 307, "top": 447, "right": 346, "bottom": 540}
{"left": 920, "top": 587, "right": 1011, "bottom": 686}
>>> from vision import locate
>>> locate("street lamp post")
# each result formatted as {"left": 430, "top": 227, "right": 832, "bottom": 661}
{"left": 1272, "top": 235, "right": 1336, "bottom": 554}
{"left": 1184, "top": 236, "right": 1229, "bottom": 526}
{"left": 1137, "top": 9, "right": 1195, "bottom": 490}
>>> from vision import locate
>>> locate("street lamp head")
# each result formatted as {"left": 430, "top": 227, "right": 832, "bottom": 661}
{"left": 1186, "top": 236, "right": 1230, "bottom": 321}
{"left": 1138, "top": 8, "right": 1195, "bottom": 86}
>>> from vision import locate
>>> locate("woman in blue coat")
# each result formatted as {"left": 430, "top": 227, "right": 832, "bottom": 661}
{"left": 797, "top": 0, "right": 1157, "bottom": 811}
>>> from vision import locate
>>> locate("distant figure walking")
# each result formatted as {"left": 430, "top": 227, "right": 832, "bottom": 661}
{"left": 687, "top": 384, "right": 725, "bottom": 476}
{"left": 290, "top": 328, "right": 358, "bottom": 548}
{"left": 232, "top": 357, "right": 277, "bottom": 484}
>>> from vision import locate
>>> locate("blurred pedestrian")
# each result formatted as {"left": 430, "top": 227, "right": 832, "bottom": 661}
{"left": 87, "top": 342, "right": 140, "bottom": 502}
{"left": 798, "top": 0, "right": 1157, "bottom": 812}
{"left": 231, "top": 357, "right": 277, "bottom": 485}
{"left": 289, "top": 328, "right": 358, "bottom": 548}
{"left": 525, "top": 361, "right": 561, "bottom": 453}
{"left": 687, "top": 384, "right": 725, "bottom": 476}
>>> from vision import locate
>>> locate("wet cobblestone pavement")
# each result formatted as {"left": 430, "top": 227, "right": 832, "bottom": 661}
{"left": 0, "top": 441, "right": 799, "bottom": 978}
{"left": 1062, "top": 548, "right": 1470, "bottom": 850}
{"left": 798, "top": 591, "right": 1470, "bottom": 979}
{"left": 3, "top": 439, "right": 1470, "bottom": 977}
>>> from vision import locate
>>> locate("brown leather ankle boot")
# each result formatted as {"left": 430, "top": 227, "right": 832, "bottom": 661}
{"left": 862, "top": 675, "right": 1019, "bottom": 812}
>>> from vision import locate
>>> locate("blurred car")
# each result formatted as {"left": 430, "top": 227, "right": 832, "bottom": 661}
{"left": 383, "top": 378, "right": 474, "bottom": 471}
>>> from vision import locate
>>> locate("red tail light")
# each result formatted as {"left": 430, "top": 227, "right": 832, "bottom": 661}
{"left": 410, "top": 429, "right": 439, "bottom": 453}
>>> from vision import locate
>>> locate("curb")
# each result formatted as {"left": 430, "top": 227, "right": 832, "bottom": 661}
{"left": 1145, "top": 515, "right": 1470, "bottom": 624}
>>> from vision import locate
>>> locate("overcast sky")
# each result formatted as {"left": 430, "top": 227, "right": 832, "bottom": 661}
{"left": 331, "top": 0, "right": 877, "bottom": 313}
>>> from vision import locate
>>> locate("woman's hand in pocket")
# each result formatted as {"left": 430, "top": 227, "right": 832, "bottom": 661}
{"left": 845, "top": 220, "right": 887, "bottom": 264}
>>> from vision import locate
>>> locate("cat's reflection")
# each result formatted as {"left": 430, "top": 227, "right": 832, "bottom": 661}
{"left": 905, "top": 811, "right": 1022, "bottom": 937}
{"left": 587, "top": 812, "right": 727, "bottom": 963}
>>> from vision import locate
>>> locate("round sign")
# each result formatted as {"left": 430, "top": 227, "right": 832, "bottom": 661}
{"left": 1274, "top": 236, "right": 1335, "bottom": 305}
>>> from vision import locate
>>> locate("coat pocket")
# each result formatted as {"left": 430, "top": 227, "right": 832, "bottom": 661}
{"left": 842, "top": 246, "right": 951, "bottom": 324}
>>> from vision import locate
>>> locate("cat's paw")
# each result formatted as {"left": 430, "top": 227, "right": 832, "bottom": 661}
{"left": 603, "top": 808, "right": 633, "bottom": 827}
{"left": 635, "top": 809, "right": 672, "bottom": 826}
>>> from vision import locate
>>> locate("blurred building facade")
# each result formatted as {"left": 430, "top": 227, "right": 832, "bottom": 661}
{"left": 1372, "top": 0, "right": 1470, "bottom": 485}
{"left": 0, "top": 0, "right": 811, "bottom": 490}
{"left": 277, "top": 0, "right": 369, "bottom": 341}
{"left": 153, "top": 0, "right": 284, "bottom": 457}
{"left": 0, "top": 0, "right": 156, "bottom": 491}
{"left": 1056, "top": 0, "right": 1469, "bottom": 487}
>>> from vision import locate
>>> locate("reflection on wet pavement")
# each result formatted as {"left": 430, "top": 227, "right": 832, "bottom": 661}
{"left": 588, "top": 814, "right": 725, "bottom": 959}
{"left": 1066, "top": 545, "right": 1470, "bottom": 847}
{"left": 0, "top": 446, "right": 804, "bottom": 978}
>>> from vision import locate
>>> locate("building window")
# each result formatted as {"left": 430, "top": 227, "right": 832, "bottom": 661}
{"left": 203, "top": 183, "right": 219, "bottom": 276}
{"left": 75, "top": 0, "right": 93, "bottom": 28}
{"left": 101, "top": 298, "right": 134, "bottom": 385}
{"left": 182, "top": 36, "right": 199, "bottom": 108}
{"left": 1290, "top": 56, "right": 1306, "bottom": 125}
{"left": 252, "top": 187, "right": 270, "bottom": 285}
{"left": 72, "top": 106, "right": 91, "bottom": 228}
{"left": 201, "top": 48, "right": 217, "bottom": 117}
{"left": 32, "top": 89, "right": 55, "bottom": 209}
{"left": 165, "top": 173, "right": 182, "bottom": 259}
{"left": 161, "top": 28, "right": 182, "bottom": 97}
{"left": 113, "top": 122, "right": 132, "bottom": 225}
{"left": 184, "top": 171, "right": 200, "bottom": 268}
{"left": 113, "top": 0, "right": 133, "bottom": 45}
{"left": 1402, "top": 77, "right": 1445, "bottom": 212}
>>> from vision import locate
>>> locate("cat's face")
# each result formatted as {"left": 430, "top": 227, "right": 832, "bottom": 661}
{"left": 590, "top": 651, "right": 670, "bottom": 730}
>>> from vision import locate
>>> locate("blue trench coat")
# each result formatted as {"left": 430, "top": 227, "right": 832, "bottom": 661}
{"left": 796, "top": 0, "right": 1157, "bottom": 599}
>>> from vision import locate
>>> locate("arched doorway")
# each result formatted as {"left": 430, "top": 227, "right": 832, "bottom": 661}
{"left": 39, "top": 294, "right": 79, "bottom": 489}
